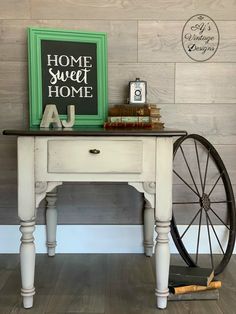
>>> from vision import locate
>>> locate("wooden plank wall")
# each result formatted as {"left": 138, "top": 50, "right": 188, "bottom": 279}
{"left": 0, "top": 0, "right": 235, "bottom": 225}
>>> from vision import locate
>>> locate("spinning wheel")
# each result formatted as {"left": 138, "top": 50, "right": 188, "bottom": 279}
{"left": 171, "top": 134, "right": 236, "bottom": 275}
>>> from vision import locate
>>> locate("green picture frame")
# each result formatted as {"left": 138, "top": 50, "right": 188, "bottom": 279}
{"left": 28, "top": 27, "right": 108, "bottom": 127}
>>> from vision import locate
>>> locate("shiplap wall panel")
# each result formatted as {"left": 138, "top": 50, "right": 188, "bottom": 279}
{"left": 55, "top": 183, "right": 144, "bottom": 224}
{"left": 0, "top": 184, "right": 17, "bottom": 208}
{"left": 109, "top": 63, "right": 174, "bottom": 104}
{"left": 0, "top": 1, "right": 30, "bottom": 19}
{"left": 0, "top": 23, "right": 24, "bottom": 62}
{"left": 0, "top": 0, "right": 235, "bottom": 225}
{"left": 0, "top": 103, "right": 25, "bottom": 132}
{"left": 138, "top": 21, "right": 187, "bottom": 63}
{"left": 161, "top": 104, "right": 236, "bottom": 144}
{"left": 176, "top": 63, "right": 236, "bottom": 103}
{"left": 30, "top": 0, "right": 236, "bottom": 20}
{"left": 0, "top": 171, "right": 16, "bottom": 186}
{"left": 0, "top": 20, "right": 137, "bottom": 63}
{"left": 138, "top": 21, "right": 236, "bottom": 63}
{"left": 0, "top": 62, "right": 27, "bottom": 104}
{"left": 0, "top": 183, "right": 144, "bottom": 225}
{"left": 215, "top": 21, "right": 236, "bottom": 62}
{"left": 217, "top": 146, "right": 236, "bottom": 184}
{"left": 0, "top": 20, "right": 29, "bottom": 62}
{"left": 0, "top": 139, "right": 17, "bottom": 185}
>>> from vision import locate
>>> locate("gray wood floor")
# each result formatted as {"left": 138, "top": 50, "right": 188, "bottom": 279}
{"left": 0, "top": 254, "right": 235, "bottom": 314}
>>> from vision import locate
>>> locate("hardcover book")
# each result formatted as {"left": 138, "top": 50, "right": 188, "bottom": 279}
{"left": 169, "top": 281, "right": 221, "bottom": 295}
{"left": 108, "top": 104, "right": 161, "bottom": 117}
{"left": 104, "top": 122, "right": 153, "bottom": 129}
{"left": 108, "top": 116, "right": 150, "bottom": 123}
{"left": 168, "top": 289, "right": 219, "bottom": 301}
{"left": 169, "top": 265, "right": 214, "bottom": 286}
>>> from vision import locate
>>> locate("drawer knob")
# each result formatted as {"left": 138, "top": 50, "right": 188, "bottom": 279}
{"left": 89, "top": 149, "right": 100, "bottom": 154}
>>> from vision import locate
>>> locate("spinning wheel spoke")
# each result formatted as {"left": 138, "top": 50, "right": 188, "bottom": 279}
{"left": 195, "top": 208, "right": 203, "bottom": 264}
{"left": 206, "top": 211, "right": 225, "bottom": 255}
{"left": 173, "top": 170, "right": 199, "bottom": 197}
{"left": 180, "top": 145, "right": 200, "bottom": 196}
{"left": 194, "top": 139, "right": 204, "bottom": 193}
{"left": 208, "top": 171, "right": 224, "bottom": 197}
{"left": 206, "top": 212, "right": 214, "bottom": 269}
{"left": 203, "top": 149, "right": 210, "bottom": 194}
{"left": 180, "top": 208, "right": 202, "bottom": 239}
{"left": 173, "top": 201, "right": 199, "bottom": 205}
{"left": 209, "top": 207, "right": 230, "bottom": 230}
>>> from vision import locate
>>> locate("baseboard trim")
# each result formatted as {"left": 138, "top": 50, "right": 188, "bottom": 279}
{"left": 0, "top": 225, "right": 235, "bottom": 254}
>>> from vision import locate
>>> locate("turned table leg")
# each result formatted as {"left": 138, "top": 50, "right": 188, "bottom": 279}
{"left": 128, "top": 182, "right": 155, "bottom": 258}
{"left": 46, "top": 188, "right": 58, "bottom": 256}
{"left": 19, "top": 220, "right": 36, "bottom": 308}
{"left": 143, "top": 200, "right": 154, "bottom": 257}
{"left": 17, "top": 137, "right": 37, "bottom": 308}
{"left": 154, "top": 221, "right": 170, "bottom": 308}
{"left": 155, "top": 137, "right": 173, "bottom": 309}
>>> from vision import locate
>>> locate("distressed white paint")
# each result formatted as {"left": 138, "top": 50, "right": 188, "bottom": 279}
{"left": 143, "top": 200, "right": 155, "bottom": 257}
{"left": 18, "top": 134, "right": 171, "bottom": 309}
{"left": 45, "top": 189, "right": 58, "bottom": 256}
{"left": 48, "top": 139, "right": 144, "bottom": 173}
{"left": 128, "top": 182, "right": 155, "bottom": 256}
{"left": 17, "top": 137, "right": 37, "bottom": 308}
{"left": 155, "top": 137, "right": 173, "bottom": 309}
{"left": 17, "top": 137, "right": 35, "bottom": 221}
{"left": 35, "top": 181, "right": 62, "bottom": 209}
{"left": 35, "top": 137, "right": 156, "bottom": 182}
{"left": 19, "top": 220, "right": 35, "bottom": 308}
{"left": 128, "top": 182, "right": 155, "bottom": 208}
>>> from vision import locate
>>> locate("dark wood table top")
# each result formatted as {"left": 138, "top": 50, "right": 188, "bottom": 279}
{"left": 3, "top": 127, "right": 187, "bottom": 137}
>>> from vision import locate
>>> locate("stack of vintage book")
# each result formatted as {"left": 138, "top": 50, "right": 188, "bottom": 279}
{"left": 168, "top": 265, "right": 221, "bottom": 301}
{"left": 104, "top": 104, "right": 164, "bottom": 129}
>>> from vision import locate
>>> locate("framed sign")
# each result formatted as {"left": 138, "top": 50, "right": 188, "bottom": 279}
{"left": 28, "top": 27, "right": 108, "bottom": 127}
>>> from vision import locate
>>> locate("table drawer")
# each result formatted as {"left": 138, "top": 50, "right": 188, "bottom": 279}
{"left": 48, "top": 140, "right": 143, "bottom": 174}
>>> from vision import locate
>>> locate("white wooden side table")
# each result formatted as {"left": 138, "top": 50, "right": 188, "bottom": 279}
{"left": 3, "top": 128, "right": 187, "bottom": 310}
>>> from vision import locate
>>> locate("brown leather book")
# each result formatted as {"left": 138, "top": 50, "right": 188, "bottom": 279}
{"left": 109, "top": 104, "right": 161, "bottom": 116}
{"left": 109, "top": 105, "right": 151, "bottom": 116}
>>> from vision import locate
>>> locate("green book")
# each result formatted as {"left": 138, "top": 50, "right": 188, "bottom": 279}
{"left": 108, "top": 116, "right": 150, "bottom": 123}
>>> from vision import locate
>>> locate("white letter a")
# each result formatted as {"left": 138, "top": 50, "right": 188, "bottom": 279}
{"left": 40, "top": 104, "right": 62, "bottom": 128}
